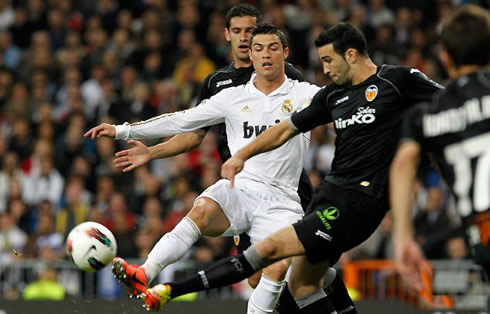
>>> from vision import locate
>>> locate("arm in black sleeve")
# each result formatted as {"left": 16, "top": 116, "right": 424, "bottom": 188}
{"left": 399, "top": 104, "right": 427, "bottom": 146}
{"left": 285, "top": 62, "right": 305, "bottom": 82}
{"left": 290, "top": 87, "right": 333, "bottom": 133}
{"left": 401, "top": 67, "right": 444, "bottom": 106}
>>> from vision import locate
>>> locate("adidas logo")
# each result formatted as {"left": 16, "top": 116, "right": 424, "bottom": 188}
{"left": 241, "top": 105, "right": 251, "bottom": 113}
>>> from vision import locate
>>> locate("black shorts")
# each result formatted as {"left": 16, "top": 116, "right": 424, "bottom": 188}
{"left": 236, "top": 169, "right": 313, "bottom": 254}
{"left": 293, "top": 181, "right": 389, "bottom": 265}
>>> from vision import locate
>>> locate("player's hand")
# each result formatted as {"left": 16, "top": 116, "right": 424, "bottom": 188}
{"left": 394, "top": 237, "right": 432, "bottom": 291}
{"left": 84, "top": 123, "right": 116, "bottom": 139}
{"left": 221, "top": 156, "right": 245, "bottom": 187}
{"left": 114, "top": 140, "right": 151, "bottom": 172}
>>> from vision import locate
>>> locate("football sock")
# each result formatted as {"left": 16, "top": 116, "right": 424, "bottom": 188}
{"left": 247, "top": 274, "right": 286, "bottom": 314}
{"left": 167, "top": 246, "right": 267, "bottom": 298}
{"left": 276, "top": 267, "right": 335, "bottom": 314}
{"left": 143, "top": 217, "right": 201, "bottom": 282}
{"left": 295, "top": 289, "right": 336, "bottom": 314}
{"left": 276, "top": 283, "right": 299, "bottom": 313}
{"left": 324, "top": 269, "right": 357, "bottom": 314}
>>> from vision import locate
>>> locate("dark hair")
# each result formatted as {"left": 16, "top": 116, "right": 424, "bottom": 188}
{"left": 225, "top": 4, "right": 262, "bottom": 29}
{"left": 250, "top": 23, "right": 288, "bottom": 49}
{"left": 441, "top": 5, "right": 489, "bottom": 67}
{"left": 314, "top": 23, "right": 368, "bottom": 57}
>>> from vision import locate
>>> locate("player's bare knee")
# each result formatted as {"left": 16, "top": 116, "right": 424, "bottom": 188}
{"left": 263, "top": 258, "right": 290, "bottom": 281}
{"left": 256, "top": 237, "right": 283, "bottom": 263}
{"left": 186, "top": 202, "right": 210, "bottom": 229}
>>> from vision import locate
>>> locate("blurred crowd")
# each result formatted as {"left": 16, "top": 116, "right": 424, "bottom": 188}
{"left": 0, "top": 0, "right": 485, "bottom": 299}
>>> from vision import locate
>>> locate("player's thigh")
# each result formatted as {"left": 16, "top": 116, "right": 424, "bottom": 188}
{"left": 255, "top": 225, "right": 307, "bottom": 264}
{"left": 189, "top": 179, "right": 252, "bottom": 236}
{"left": 187, "top": 196, "right": 231, "bottom": 236}
{"left": 288, "top": 256, "right": 330, "bottom": 298}
{"left": 294, "top": 181, "right": 387, "bottom": 265}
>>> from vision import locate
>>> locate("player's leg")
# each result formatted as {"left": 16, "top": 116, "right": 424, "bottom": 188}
{"left": 287, "top": 256, "right": 335, "bottom": 314}
{"left": 247, "top": 198, "right": 303, "bottom": 314}
{"left": 141, "top": 196, "right": 230, "bottom": 281}
{"left": 112, "top": 196, "right": 229, "bottom": 295}
{"left": 247, "top": 259, "right": 291, "bottom": 314}
{"left": 113, "top": 180, "right": 237, "bottom": 296}
{"left": 279, "top": 182, "right": 355, "bottom": 314}
{"left": 235, "top": 234, "right": 263, "bottom": 288}
{"left": 140, "top": 225, "right": 305, "bottom": 311}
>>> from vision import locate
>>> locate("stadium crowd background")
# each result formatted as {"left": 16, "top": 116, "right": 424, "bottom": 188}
{"left": 0, "top": 0, "right": 486, "bottom": 300}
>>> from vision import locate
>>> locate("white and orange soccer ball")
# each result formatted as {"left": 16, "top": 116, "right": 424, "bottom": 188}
{"left": 66, "top": 222, "right": 117, "bottom": 272}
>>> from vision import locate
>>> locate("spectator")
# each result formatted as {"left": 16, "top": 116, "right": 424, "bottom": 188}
{"left": 26, "top": 212, "right": 64, "bottom": 261}
{"left": 0, "top": 152, "right": 24, "bottom": 212}
{"left": 22, "top": 154, "right": 64, "bottom": 207}
{"left": 23, "top": 268, "right": 65, "bottom": 300}
{"left": 0, "top": 211, "right": 27, "bottom": 265}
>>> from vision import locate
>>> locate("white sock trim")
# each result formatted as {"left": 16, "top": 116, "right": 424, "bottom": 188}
{"left": 325, "top": 267, "right": 337, "bottom": 287}
{"left": 294, "top": 289, "right": 328, "bottom": 309}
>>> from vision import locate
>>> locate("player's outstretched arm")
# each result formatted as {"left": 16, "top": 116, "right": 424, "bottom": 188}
{"left": 390, "top": 141, "right": 431, "bottom": 290}
{"left": 114, "top": 131, "right": 205, "bottom": 172}
{"left": 84, "top": 123, "right": 116, "bottom": 139}
{"left": 221, "top": 120, "right": 299, "bottom": 186}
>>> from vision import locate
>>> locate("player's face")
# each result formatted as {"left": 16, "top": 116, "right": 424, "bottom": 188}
{"left": 249, "top": 34, "right": 289, "bottom": 80}
{"left": 225, "top": 16, "right": 257, "bottom": 63}
{"left": 317, "top": 44, "right": 351, "bottom": 85}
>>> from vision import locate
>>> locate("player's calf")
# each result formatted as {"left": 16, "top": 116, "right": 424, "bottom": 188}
{"left": 247, "top": 259, "right": 291, "bottom": 314}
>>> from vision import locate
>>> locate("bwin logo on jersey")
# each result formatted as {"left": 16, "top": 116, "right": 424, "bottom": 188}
{"left": 216, "top": 79, "right": 232, "bottom": 88}
{"left": 243, "top": 121, "right": 273, "bottom": 138}
{"left": 334, "top": 107, "right": 376, "bottom": 129}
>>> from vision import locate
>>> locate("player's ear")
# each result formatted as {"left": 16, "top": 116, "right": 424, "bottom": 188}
{"left": 224, "top": 27, "right": 231, "bottom": 42}
{"left": 344, "top": 48, "right": 357, "bottom": 64}
{"left": 283, "top": 47, "right": 289, "bottom": 59}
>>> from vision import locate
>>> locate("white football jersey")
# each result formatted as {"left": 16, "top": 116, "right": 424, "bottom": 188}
{"left": 115, "top": 74, "right": 320, "bottom": 202}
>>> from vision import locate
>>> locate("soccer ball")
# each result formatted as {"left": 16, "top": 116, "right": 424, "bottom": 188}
{"left": 66, "top": 222, "right": 117, "bottom": 272}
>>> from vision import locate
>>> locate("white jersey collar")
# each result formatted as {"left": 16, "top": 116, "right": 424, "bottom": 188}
{"left": 248, "top": 72, "right": 290, "bottom": 97}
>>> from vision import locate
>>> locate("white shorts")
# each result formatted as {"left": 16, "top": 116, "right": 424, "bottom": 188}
{"left": 196, "top": 179, "right": 303, "bottom": 244}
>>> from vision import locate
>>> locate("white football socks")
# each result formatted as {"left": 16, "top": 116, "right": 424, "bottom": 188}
{"left": 247, "top": 274, "right": 286, "bottom": 314}
{"left": 142, "top": 217, "right": 201, "bottom": 283}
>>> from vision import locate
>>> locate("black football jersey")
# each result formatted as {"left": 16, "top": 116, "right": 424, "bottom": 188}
{"left": 291, "top": 64, "right": 443, "bottom": 199}
{"left": 402, "top": 70, "right": 490, "bottom": 263}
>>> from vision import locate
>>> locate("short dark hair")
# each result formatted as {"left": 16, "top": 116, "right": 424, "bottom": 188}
{"left": 250, "top": 23, "right": 288, "bottom": 49}
{"left": 314, "top": 22, "right": 368, "bottom": 57}
{"left": 225, "top": 4, "right": 262, "bottom": 29}
{"left": 441, "top": 4, "right": 490, "bottom": 67}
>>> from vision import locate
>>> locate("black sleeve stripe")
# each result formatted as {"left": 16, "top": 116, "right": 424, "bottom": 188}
{"left": 207, "top": 71, "right": 221, "bottom": 90}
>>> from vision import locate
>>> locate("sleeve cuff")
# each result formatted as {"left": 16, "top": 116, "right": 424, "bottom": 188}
{"left": 115, "top": 123, "right": 130, "bottom": 140}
